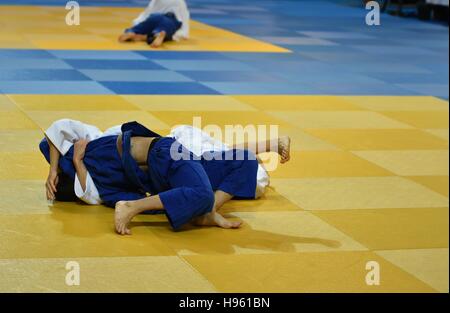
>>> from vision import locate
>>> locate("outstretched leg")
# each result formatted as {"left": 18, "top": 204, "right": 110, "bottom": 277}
{"left": 233, "top": 136, "right": 291, "bottom": 163}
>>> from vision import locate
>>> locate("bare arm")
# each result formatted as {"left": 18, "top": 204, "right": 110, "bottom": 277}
{"left": 73, "top": 139, "right": 89, "bottom": 192}
{"left": 45, "top": 135, "right": 60, "bottom": 201}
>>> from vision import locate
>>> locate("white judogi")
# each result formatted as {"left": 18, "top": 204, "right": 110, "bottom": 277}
{"left": 45, "top": 120, "right": 269, "bottom": 205}
{"left": 133, "top": 0, "right": 190, "bottom": 41}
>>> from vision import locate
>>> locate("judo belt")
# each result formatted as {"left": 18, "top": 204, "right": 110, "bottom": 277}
{"left": 121, "top": 130, "right": 153, "bottom": 197}
{"left": 148, "top": 136, "right": 161, "bottom": 154}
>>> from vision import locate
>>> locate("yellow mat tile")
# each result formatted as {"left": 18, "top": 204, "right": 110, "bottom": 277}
{"left": 0, "top": 256, "right": 215, "bottom": 292}
{"left": 0, "top": 95, "right": 17, "bottom": 110}
{"left": 407, "top": 176, "right": 449, "bottom": 197}
{"left": 381, "top": 111, "right": 449, "bottom": 129}
{"left": 0, "top": 204, "right": 175, "bottom": 259}
{"left": 270, "top": 151, "right": 393, "bottom": 178}
{"left": 31, "top": 39, "right": 134, "bottom": 51}
{"left": 122, "top": 95, "right": 256, "bottom": 111}
{"left": 344, "top": 96, "right": 449, "bottom": 111}
{"left": 24, "top": 34, "right": 111, "bottom": 42}
{"left": 313, "top": 208, "right": 449, "bottom": 250}
{"left": 0, "top": 151, "right": 48, "bottom": 179}
{"left": 221, "top": 187, "right": 302, "bottom": 213}
{"left": 376, "top": 248, "right": 449, "bottom": 293}
{"left": 9, "top": 95, "right": 140, "bottom": 111}
{"left": 0, "top": 109, "right": 38, "bottom": 130}
{"left": 0, "top": 33, "right": 28, "bottom": 41}
{"left": 183, "top": 251, "right": 436, "bottom": 292}
{"left": 148, "top": 211, "right": 366, "bottom": 255}
{"left": 25, "top": 110, "right": 170, "bottom": 131}
{"left": 268, "top": 111, "right": 412, "bottom": 129}
{"left": 150, "top": 111, "right": 286, "bottom": 130}
{"left": 426, "top": 129, "right": 449, "bottom": 141}
{"left": 258, "top": 126, "right": 339, "bottom": 152}
{"left": 0, "top": 40, "right": 36, "bottom": 49}
{"left": 0, "top": 5, "right": 289, "bottom": 53}
{"left": 354, "top": 150, "right": 449, "bottom": 176}
{"left": 233, "top": 95, "right": 363, "bottom": 111}
{"left": 0, "top": 130, "right": 43, "bottom": 153}
{"left": 0, "top": 180, "right": 52, "bottom": 215}
{"left": 230, "top": 211, "right": 367, "bottom": 253}
{"left": 271, "top": 177, "right": 449, "bottom": 211}
{"left": 304, "top": 129, "right": 448, "bottom": 151}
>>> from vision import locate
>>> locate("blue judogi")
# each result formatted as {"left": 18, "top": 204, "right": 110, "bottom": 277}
{"left": 40, "top": 122, "right": 258, "bottom": 230}
{"left": 39, "top": 135, "right": 152, "bottom": 206}
{"left": 125, "top": 12, "right": 182, "bottom": 44}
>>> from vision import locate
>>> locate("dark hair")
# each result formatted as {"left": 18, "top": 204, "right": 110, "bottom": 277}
{"left": 55, "top": 173, "right": 78, "bottom": 202}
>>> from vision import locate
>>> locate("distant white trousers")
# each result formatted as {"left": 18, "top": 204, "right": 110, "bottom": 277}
{"left": 44, "top": 120, "right": 269, "bottom": 205}
{"left": 133, "top": 0, "right": 190, "bottom": 41}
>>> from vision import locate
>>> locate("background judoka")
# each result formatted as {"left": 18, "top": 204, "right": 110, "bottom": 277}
{"left": 119, "top": 0, "right": 189, "bottom": 47}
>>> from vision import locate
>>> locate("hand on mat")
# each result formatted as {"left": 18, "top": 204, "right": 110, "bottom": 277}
{"left": 73, "top": 139, "right": 89, "bottom": 163}
{"left": 46, "top": 169, "right": 59, "bottom": 201}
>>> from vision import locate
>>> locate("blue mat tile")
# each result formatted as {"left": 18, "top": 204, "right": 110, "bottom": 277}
{"left": 351, "top": 45, "right": 440, "bottom": 56}
{"left": 0, "top": 49, "right": 55, "bottom": 59}
{"left": 64, "top": 59, "right": 166, "bottom": 70}
{"left": 49, "top": 50, "right": 147, "bottom": 60}
{"left": 136, "top": 51, "right": 231, "bottom": 60}
{"left": 0, "top": 58, "right": 73, "bottom": 69}
{"left": 0, "top": 81, "right": 114, "bottom": 94}
{"left": 100, "top": 82, "right": 221, "bottom": 95}
{"left": 202, "top": 82, "right": 322, "bottom": 95}
{"left": 0, "top": 69, "right": 90, "bottom": 81}
{"left": 312, "top": 82, "right": 419, "bottom": 96}
{"left": 152, "top": 60, "right": 256, "bottom": 71}
{"left": 257, "top": 36, "right": 338, "bottom": 46}
{"left": 178, "top": 71, "right": 282, "bottom": 82}
{"left": 298, "top": 31, "right": 375, "bottom": 39}
{"left": 368, "top": 72, "right": 449, "bottom": 85}
{"left": 396, "top": 83, "right": 450, "bottom": 99}
{"left": 79, "top": 69, "right": 193, "bottom": 82}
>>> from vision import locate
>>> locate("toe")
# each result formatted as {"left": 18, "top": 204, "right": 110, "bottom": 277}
{"left": 231, "top": 221, "right": 242, "bottom": 228}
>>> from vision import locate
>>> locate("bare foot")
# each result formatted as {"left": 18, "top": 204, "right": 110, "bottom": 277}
{"left": 115, "top": 201, "right": 133, "bottom": 235}
{"left": 118, "top": 33, "right": 147, "bottom": 43}
{"left": 193, "top": 212, "right": 242, "bottom": 229}
{"left": 278, "top": 136, "right": 291, "bottom": 164}
{"left": 151, "top": 31, "right": 166, "bottom": 48}
{"left": 118, "top": 32, "right": 136, "bottom": 42}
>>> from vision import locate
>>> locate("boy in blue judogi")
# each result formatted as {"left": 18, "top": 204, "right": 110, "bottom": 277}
{"left": 40, "top": 121, "right": 284, "bottom": 233}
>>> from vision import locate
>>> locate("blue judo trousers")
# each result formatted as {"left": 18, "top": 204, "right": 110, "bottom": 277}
{"left": 40, "top": 122, "right": 258, "bottom": 230}
{"left": 125, "top": 12, "right": 182, "bottom": 44}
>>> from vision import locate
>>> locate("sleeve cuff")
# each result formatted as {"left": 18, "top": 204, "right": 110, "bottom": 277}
{"left": 74, "top": 172, "right": 102, "bottom": 205}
